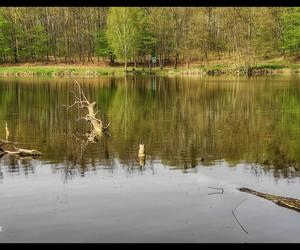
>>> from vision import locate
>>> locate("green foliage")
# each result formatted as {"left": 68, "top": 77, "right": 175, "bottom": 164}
{"left": 0, "top": 14, "right": 11, "bottom": 61}
{"left": 20, "top": 23, "right": 48, "bottom": 60}
{"left": 95, "top": 31, "right": 115, "bottom": 62}
{"left": 106, "top": 7, "right": 151, "bottom": 65}
{"left": 253, "top": 63, "right": 285, "bottom": 70}
{"left": 137, "top": 20, "right": 156, "bottom": 58}
{"left": 2, "top": 7, "right": 300, "bottom": 65}
{"left": 281, "top": 8, "right": 300, "bottom": 54}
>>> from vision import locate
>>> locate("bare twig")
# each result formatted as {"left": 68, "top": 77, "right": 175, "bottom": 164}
{"left": 104, "top": 122, "right": 111, "bottom": 129}
{"left": 62, "top": 102, "right": 79, "bottom": 110}
{"left": 232, "top": 198, "right": 249, "bottom": 234}
{"left": 63, "top": 79, "right": 110, "bottom": 132}
{"left": 104, "top": 130, "right": 111, "bottom": 137}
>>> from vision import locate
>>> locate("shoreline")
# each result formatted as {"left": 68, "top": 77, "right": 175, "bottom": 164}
{"left": 0, "top": 63, "right": 299, "bottom": 77}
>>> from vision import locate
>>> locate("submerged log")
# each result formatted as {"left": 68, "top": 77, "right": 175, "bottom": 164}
{"left": 0, "top": 139, "right": 42, "bottom": 157}
{"left": 238, "top": 187, "right": 300, "bottom": 213}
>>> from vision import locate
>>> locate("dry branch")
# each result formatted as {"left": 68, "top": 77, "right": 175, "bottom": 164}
{"left": 0, "top": 139, "right": 42, "bottom": 157}
{"left": 232, "top": 198, "right": 249, "bottom": 234}
{"left": 238, "top": 187, "right": 300, "bottom": 213}
{"left": 64, "top": 79, "right": 110, "bottom": 137}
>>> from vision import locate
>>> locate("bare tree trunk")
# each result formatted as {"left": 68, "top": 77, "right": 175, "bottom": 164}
{"left": 174, "top": 52, "right": 179, "bottom": 69}
{"left": 125, "top": 60, "right": 127, "bottom": 72}
{"left": 159, "top": 53, "right": 164, "bottom": 69}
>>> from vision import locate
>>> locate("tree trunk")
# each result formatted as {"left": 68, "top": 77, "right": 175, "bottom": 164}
{"left": 174, "top": 52, "right": 179, "bottom": 69}
{"left": 110, "top": 55, "right": 114, "bottom": 63}
{"left": 186, "top": 56, "right": 190, "bottom": 69}
{"left": 13, "top": 29, "right": 19, "bottom": 64}
{"left": 159, "top": 53, "right": 164, "bottom": 69}
{"left": 125, "top": 60, "right": 127, "bottom": 72}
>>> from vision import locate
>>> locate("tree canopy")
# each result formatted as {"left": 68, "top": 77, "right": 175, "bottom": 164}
{"left": 0, "top": 7, "right": 299, "bottom": 67}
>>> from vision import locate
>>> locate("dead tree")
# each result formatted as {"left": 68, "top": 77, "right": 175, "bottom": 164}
{"left": 0, "top": 139, "right": 42, "bottom": 157}
{"left": 64, "top": 79, "right": 110, "bottom": 139}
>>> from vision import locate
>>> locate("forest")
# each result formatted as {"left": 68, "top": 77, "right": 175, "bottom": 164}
{"left": 0, "top": 7, "right": 300, "bottom": 69}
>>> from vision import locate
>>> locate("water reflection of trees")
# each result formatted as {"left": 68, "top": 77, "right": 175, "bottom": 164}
{"left": 0, "top": 154, "right": 36, "bottom": 175}
{"left": 1, "top": 76, "right": 300, "bottom": 179}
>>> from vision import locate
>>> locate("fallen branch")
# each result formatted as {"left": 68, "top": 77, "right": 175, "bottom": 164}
{"left": 0, "top": 139, "right": 42, "bottom": 157}
{"left": 238, "top": 187, "right": 300, "bottom": 213}
{"left": 232, "top": 198, "right": 249, "bottom": 234}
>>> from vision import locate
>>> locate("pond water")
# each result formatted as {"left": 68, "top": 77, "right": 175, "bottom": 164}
{"left": 0, "top": 75, "right": 300, "bottom": 242}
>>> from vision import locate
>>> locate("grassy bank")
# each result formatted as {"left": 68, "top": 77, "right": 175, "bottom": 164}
{"left": 0, "top": 61, "right": 300, "bottom": 78}
{"left": 0, "top": 66, "right": 166, "bottom": 77}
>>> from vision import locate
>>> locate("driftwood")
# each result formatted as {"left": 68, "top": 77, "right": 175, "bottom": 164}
{"left": 138, "top": 144, "right": 145, "bottom": 167}
{"left": 61, "top": 80, "right": 111, "bottom": 175}
{"left": 238, "top": 187, "right": 300, "bottom": 213}
{"left": 63, "top": 79, "right": 110, "bottom": 138}
{"left": 0, "top": 139, "right": 42, "bottom": 157}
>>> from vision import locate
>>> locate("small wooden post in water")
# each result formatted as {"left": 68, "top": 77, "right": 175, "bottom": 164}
{"left": 5, "top": 122, "right": 9, "bottom": 141}
{"left": 138, "top": 144, "right": 145, "bottom": 167}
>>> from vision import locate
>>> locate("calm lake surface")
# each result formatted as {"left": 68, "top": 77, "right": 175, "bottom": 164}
{"left": 0, "top": 75, "right": 300, "bottom": 242}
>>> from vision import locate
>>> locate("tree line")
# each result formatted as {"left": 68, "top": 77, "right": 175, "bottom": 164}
{"left": 0, "top": 7, "right": 300, "bottom": 68}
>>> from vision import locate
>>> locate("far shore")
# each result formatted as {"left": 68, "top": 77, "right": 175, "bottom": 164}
{"left": 1, "top": 61, "right": 300, "bottom": 78}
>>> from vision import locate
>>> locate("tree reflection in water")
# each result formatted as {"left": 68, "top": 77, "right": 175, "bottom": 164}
{"left": 1, "top": 75, "right": 300, "bottom": 181}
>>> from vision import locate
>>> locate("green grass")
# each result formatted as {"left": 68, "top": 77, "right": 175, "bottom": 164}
{"left": 201, "top": 64, "right": 228, "bottom": 72}
{"left": 0, "top": 66, "right": 167, "bottom": 77}
{"left": 252, "top": 63, "right": 286, "bottom": 70}
{"left": 0, "top": 61, "right": 300, "bottom": 78}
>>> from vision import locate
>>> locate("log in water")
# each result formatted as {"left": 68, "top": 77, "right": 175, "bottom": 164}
{"left": 238, "top": 187, "right": 300, "bottom": 213}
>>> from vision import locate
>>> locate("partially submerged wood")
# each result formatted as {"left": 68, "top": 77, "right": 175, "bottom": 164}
{"left": 238, "top": 187, "right": 300, "bottom": 213}
{"left": 138, "top": 144, "right": 145, "bottom": 158}
{"left": 62, "top": 81, "right": 111, "bottom": 170}
{"left": 5, "top": 121, "right": 9, "bottom": 141}
{"left": 64, "top": 79, "right": 110, "bottom": 135}
{"left": 138, "top": 144, "right": 145, "bottom": 167}
{"left": 0, "top": 139, "right": 42, "bottom": 157}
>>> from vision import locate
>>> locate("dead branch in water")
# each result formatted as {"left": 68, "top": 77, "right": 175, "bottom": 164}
{"left": 238, "top": 187, "right": 300, "bottom": 213}
{"left": 63, "top": 79, "right": 110, "bottom": 137}
{"left": 232, "top": 198, "right": 249, "bottom": 234}
{"left": 0, "top": 139, "right": 42, "bottom": 157}
{"left": 62, "top": 79, "right": 111, "bottom": 178}
{"left": 5, "top": 121, "right": 9, "bottom": 141}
